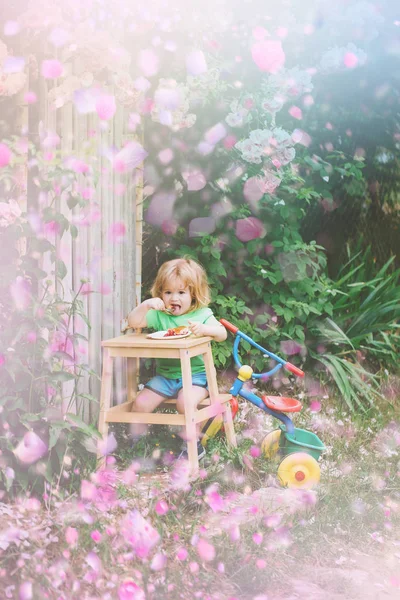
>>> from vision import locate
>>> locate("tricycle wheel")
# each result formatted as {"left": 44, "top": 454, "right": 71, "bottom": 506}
{"left": 277, "top": 452, "right": 321, "bottom": 489}
{"left": 262, "top": 429, "right": 281, "bottom": 459}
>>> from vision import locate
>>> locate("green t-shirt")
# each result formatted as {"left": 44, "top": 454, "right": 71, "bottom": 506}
{"left": 146, "top": 307, "right": 219, "bottom": 378}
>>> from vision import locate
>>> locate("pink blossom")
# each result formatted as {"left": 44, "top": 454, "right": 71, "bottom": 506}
{"left": 236, "top": 217, "right": 265, "bottom": 242}
{"left": 289, "top": 105, "right": 303, "bottom": 120}
{"left": 146, "top": 192, "right": 176, "bottom": 228}
{"left": 90, "top": 530, "right": 102, "bottom": 543}
{"left": 310, "top": 400, "right": 322, "bottom": 413}
{"left": 65, "top": 527, "right": 79, "bottom": 546}
{"left": 206, "top": 491, "right": 225, "bottom": 513}
{"left": 205, "top": 123, "right": 226, "bottom": 145}
{"left": 4, "top": 21, "right": 20, "bottom": 36}
{"left": 176, "top": 547, "right": 188, "bottom": 560}
{"left": 189, "top": 217, "right": 216, "bottom": 237}
{"left": 223, "top": 135, "right": 237, "bottom": 149}
{"left": 118, "top": 580, "right": 146, "bottom": 600}
{"left": 158, "top": 148, "right": 174, "bottom": 164}
{"left": 197, "top": 538, "right": 216, "bottom": 562}
{"left": 138, "top": 49, "right": 159, "bottom": 77}
{"left": 0, "top": 353, "right": 6, "bottom": 367}
{"left": 108, "top": 222, "right": 126, "bottom": 243}
{"left": 155, "top": 500, "right": 169, "bottom": 515}
{"left": 81, "top": 480, "right": 97, "bottom": 501}
{"left": 183, "top": 170, "right": 207, "bottom": 191}
{"left": 253, "top": 532, "right": 263, "bottom": 545}
{"left": 186, "top": 50, "right": 208, "bottom": 76}
{"left": 41, "top": 59, "right": 64, "bottom": 79}
{"left": 251, "top": 40, "right": 285, "bottom": 73}
{"left": 250, "top": 445, "right": 261, "bottom": 457}
{"left": 0, "top": 144, "right": 12, "bottom": 168}
{"left": 10, "top": 277, "right": 31, "bottom": 311}
{"left": 14, "top": 431, "right": 48, "bottom": 465}
{"left": 344, "top": 52, "right": 358, "bottom": 68}
{"left": 18, "top": 582, "right": 32, "bottom": 600}
{"left": 24, "top": 91, "right": 37, "bottom": 104}
{"left": 114, "top": 141, "right": 148, "bottom": 172}
{"left": 96, "top": 95, "right": 116, "bottom": 121}
{"left": 151, "top": 552, "right": 167, "bottom": 571}
{"left": 121, "top": 510, "right": 160, "bottom": 558}
{"left": 0, "top": 199, "right": 21, "bottom": 227}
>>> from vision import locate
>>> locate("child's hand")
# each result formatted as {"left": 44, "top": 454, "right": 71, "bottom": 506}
{"left": 144, "top": 298, "right": 165, "bottom": 311}
{"left": 188, "top": 320, "right": 206, "bottom": 337}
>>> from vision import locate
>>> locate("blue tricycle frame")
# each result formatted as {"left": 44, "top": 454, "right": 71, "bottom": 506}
{"left": 220, "top": 319, "right": 325, "bottom": 489}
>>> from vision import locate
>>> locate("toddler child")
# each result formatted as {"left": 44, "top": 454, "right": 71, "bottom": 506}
{"left": 127, "top": 257, "right": 227, "bottom": 459}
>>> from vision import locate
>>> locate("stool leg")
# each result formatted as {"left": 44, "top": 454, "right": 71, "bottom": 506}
{"left": 203, "top": 344, "right": 237, "bottom": 448}
{"left": 180, "top": 349, "right": 198, "bottom": 474}
{"left": 202, "top": 344, "right": 219, "bottom": 401}
{"left": 223, "top": 401, "right": 237, "bottom": 448}
{"left": 127, "top": 357, "right": 138, "bottom": 404}
{"left": 97, "top": 348, "right": 113, "bottom": 466}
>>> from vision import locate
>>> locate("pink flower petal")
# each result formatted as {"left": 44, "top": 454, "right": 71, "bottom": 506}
{"left": 96, "top": 94, "right": 116, "bottom": 121}
{"left": 41, "top": 59, "right": 64, "bottom": 79}
{"left": 14, "top": 431, "right": 47, "bottom": 465}
{"left": 183, "top": 170, "right": 207, "bottom": 191}
{"left": 114, "top": 141, "right": 148, "bottom": 172}
{"left": 154, "top": 87, "right": 182, "bottom": 110}
{"left": 158, "top": 148, "right": 174, "bottom": 164}
{"left": 138, "top": 49, "right": 159, "bottom": 77}
{"left": 204, "top": 123, "right": 226, "bottom": 145}
{"left": 3, "top": 56, "right": 25, "bottom": 74}
{"left": 155, "top": 500, "right": 169, "bottom": 515}
{"left": 197, "top": 538, "right": 216, "bottom": 562}
{"left": 10, "top": 277, "right": 31, "bottom": 311}
{"left": 289, "top": 105, "right": 303, "bottom": 120}
{"left": 251, "top": 40, "right": 285, "bottom": 73}
{"left": 189, "top": 217, "right": 216, "bottom": 237}
{"left": 0, "top": 143, "right": 12, "bottom": 167}
{"left": 118, "top": 579, "right": 145, "bottom": 600}
{"left": 4, "top": 21, "right": 20, "bottom": 36}
{"left": 344, "top": 52, "right": 358, "bottom": 69}
{"left": 146, "top": 192, "right": 176, "bottom": 228}
{"left": 235, "top": 217, "right": 265, "bottom": 242}
{"left": 243, "top": 176, "right": 265, "bottom": 204}
{"left": 186, "top": 50, "right": 208, "bottom": 76}
{"left": 65, "top": 526, "right": 79, "bottom": 546}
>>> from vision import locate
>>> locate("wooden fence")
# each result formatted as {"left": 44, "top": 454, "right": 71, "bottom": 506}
{"left": 18, "top": 78, "right": 143, "bottom": 423}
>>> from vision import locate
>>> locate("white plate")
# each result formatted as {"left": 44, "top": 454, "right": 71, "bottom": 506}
{"left": 147, "top": 330, "right": 192, "bottom": 340}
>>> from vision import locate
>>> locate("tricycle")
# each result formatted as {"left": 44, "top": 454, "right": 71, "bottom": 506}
{"left": 214, "top": 318, "right": 325, "bottom": 489}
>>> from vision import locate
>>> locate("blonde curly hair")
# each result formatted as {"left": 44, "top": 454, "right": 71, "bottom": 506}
{"left": 150, "top": 258, "right": 211, "bottom": 310}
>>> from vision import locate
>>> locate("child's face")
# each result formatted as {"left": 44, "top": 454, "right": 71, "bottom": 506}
{"left": 162, "top": 277, "right": 192, "bottom": 315}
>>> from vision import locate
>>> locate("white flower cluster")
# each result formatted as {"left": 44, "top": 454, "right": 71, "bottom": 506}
{"left": 319, "top": 43, "right": 367, "bottom": 73}
{"left": 0, "top": 199, "right": 22, "bottom": 228}
{"left": 225, "top": 97, "right": 253, "bottom": 128}
{"left": 266, "top": 68, "right": 314, "bottom": 101}
{"left": 0, "top": 40, "right": 27, "bottom": 98}
{"left": 151, "top": 78, "right": 196, "bottom": 132}
{"left": 235, "top": 126, "right": 296, "bottom": 167}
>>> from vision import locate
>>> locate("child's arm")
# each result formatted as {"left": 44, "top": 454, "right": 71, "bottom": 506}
{"left": 188, "top": 320, "right": 227, "bottom": 342}
{"left": 127, "top": 298, "right": 165, "bottom": 329}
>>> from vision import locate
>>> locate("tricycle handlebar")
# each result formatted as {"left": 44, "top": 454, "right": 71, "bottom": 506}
{"left": 219, "top": 318, "right": 239, "bottom": 333}
{"left": 220, "top": 318, "right": 305, "bottom": 378}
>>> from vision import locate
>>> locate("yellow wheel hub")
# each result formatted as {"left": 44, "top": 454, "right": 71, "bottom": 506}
{"left": 277, "top": 452, "right": 321, "bottom": 489}
{"left": 262, "top": 429, "right": 281, "bottom": 459}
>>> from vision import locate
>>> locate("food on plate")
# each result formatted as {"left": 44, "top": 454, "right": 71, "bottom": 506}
{"left": 163, "top": 326, "right": 190, "bottom": 337}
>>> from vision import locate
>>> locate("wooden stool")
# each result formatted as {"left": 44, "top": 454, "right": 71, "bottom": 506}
{"left": 97, "top": 333, "right": 237, "bottom": 473}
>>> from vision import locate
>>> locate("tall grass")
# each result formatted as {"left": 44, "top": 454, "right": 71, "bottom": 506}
{"left": 310, "top": 247, "right": 400, "bottom": 410}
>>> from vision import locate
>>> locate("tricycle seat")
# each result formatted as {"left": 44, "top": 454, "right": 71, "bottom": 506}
{"left": 262, "top": 396, "right": 302, "bottom": 413}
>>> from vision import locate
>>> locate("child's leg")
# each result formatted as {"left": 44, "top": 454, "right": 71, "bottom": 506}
{"left": 129, "top": 387, "right": 166, "bottom": 438}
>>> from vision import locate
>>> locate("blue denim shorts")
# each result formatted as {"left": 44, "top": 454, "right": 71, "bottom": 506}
{"left": 145, "top": 372, "right": 208, "bottom": 398}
